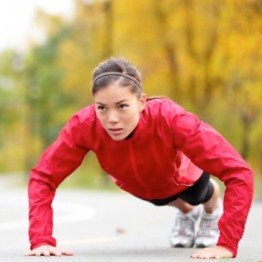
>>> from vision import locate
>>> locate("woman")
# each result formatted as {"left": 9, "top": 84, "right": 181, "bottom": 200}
{"left": 27, "top": 57, "right": 253, "bottom": 259}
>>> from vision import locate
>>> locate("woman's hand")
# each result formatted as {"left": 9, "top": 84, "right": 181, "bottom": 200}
{"left": 26, "top": 244, "right": 74, "bottom": 256}
{"left": 191, "top": 245, "right": 233, "bottom": 259}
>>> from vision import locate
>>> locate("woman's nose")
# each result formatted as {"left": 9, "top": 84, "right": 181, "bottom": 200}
{"left": 108, "top": 110, "right": 119, "bottom": 123}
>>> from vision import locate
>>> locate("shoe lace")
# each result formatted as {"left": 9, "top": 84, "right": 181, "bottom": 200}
{"left": 174, "top": 213, "right": 195, "bottom": 236}
{"left": 198, "top": 216, "right": 217, "bottom": 237}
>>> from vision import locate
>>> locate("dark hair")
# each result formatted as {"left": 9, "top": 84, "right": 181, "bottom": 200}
{"left": 92, "top": 57, "right": 142, "bottom": 98}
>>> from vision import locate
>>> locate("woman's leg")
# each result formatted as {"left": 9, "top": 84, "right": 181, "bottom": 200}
{"left": 167, "top": 198, "right": 193, "bottom": 212}
{"left": 168, "top": 175, "right": 222, "bottom": 248}
{"left": 168, "top": 178, "right": 220, "bottom": 213}
{"left": 202, "top": 178, "right": 221, "bottom": 213}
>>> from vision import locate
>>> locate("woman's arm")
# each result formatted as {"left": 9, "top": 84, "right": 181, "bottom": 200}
{"left": 171, "top": 111, "right": 253, "bottom": 257}
{"left": 28, "top": 113, "right": 91, "bottom": 251}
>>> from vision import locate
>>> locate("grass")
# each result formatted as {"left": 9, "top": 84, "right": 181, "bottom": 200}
{"left": 60, "top": 168, "right": 118, "bottom": 192}
{"left": 1, "top": 160, "right": 262, "bottom": 199}
{"left": 57, "top": 152, "right": 118, "bottom": 191}
{"left": 254, "top": 174, "right": 262, "bottom": 200}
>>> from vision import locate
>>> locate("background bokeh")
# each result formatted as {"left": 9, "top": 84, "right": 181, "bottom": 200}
{"left": 0, "top": 0, "right": 261, "bottom": 194}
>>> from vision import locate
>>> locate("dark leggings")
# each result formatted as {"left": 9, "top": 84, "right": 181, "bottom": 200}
{"left": 148, "top": 172, "right": 214, "bottom": 206}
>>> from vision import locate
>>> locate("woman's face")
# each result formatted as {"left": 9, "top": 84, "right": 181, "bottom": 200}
{"left": 93, "top": 82, "right": 146, "bottom": 141}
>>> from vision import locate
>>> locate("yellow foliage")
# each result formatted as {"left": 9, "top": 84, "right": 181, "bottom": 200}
{"left": 4, "top": 0, "right": 259, "bottom": 174}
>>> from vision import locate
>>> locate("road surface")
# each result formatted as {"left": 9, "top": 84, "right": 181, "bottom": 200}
{"left": 0, "top": 175, "right": 261, "bottom": 262}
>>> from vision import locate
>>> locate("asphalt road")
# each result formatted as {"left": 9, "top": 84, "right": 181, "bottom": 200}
{"left": 0, "top": 176, "right": 262, "bottom": 262}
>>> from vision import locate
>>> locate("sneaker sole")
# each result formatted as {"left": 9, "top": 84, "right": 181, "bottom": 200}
{"left": 195, "top": 244, "right": 207, "bottom": 248}
{"left": 171, "top": 243, "right": 194, "bottom": 248}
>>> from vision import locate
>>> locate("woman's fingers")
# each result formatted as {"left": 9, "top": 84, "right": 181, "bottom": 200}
{"left": 26, "top": 245, "right": 73, "bottom": 256}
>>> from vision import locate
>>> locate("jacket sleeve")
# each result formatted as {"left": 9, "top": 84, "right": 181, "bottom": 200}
{"left": 171, "top": 111, "right": 253, "bottom": 257}
{"left": 28, "top": 114, "right": 90, "bottom": 250}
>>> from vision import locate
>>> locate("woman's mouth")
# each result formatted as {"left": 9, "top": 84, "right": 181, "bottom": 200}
{"left": 108, "top": 128, "right": 123, "bottom": 136}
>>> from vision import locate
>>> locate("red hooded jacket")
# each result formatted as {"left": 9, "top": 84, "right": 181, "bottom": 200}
{"left": 28, "top": 98, "right": 253, "bottom": 256}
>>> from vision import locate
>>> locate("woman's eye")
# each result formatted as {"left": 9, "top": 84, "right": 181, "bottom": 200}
{"left": 97, "top": 105, "right": 106, "bottom": 111}
{"left": 119, "top": 104, "right": 128, "bottom": 110}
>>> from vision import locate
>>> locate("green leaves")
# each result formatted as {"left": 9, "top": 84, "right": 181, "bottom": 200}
{"left": 0, "top": 0, "right": 261, "bottom": 180}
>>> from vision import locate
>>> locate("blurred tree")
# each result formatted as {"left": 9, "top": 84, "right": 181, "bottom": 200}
{"left": 0, "top": 50, "right": 25, "bottom": 172}
{"left": 113, "top": 0, "right": 262, "bottom": 163}
{"left": 23, "top": 0, "right": 262, "bottom": 171}
{"left": 24, "top": 12, "right": 72, "bottom": 169}
{"left": 1, "top": 0, "right": 261, "bottom": 180}
{"left": 217, "top": 0, "right": 262, "bottom": 161}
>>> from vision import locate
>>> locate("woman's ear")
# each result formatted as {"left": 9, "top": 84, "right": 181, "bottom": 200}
{"left": 139, "top": 93, "right": 147, "bottom": 112}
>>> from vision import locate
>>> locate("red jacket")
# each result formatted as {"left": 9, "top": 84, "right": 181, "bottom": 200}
{"left": 28, "top": 98, "right": 253, "bottom": 256}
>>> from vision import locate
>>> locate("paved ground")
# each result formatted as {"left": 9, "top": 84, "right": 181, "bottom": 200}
{"left": 0, "top": 175, "right": 262, "bottom": 262}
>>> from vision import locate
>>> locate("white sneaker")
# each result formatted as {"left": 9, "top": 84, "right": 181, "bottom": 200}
{"left": 195, "top": 203, "right": 223, "bottom": 248}
{"left": 169, "top": 207, "right": 201, "bottom": 248}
